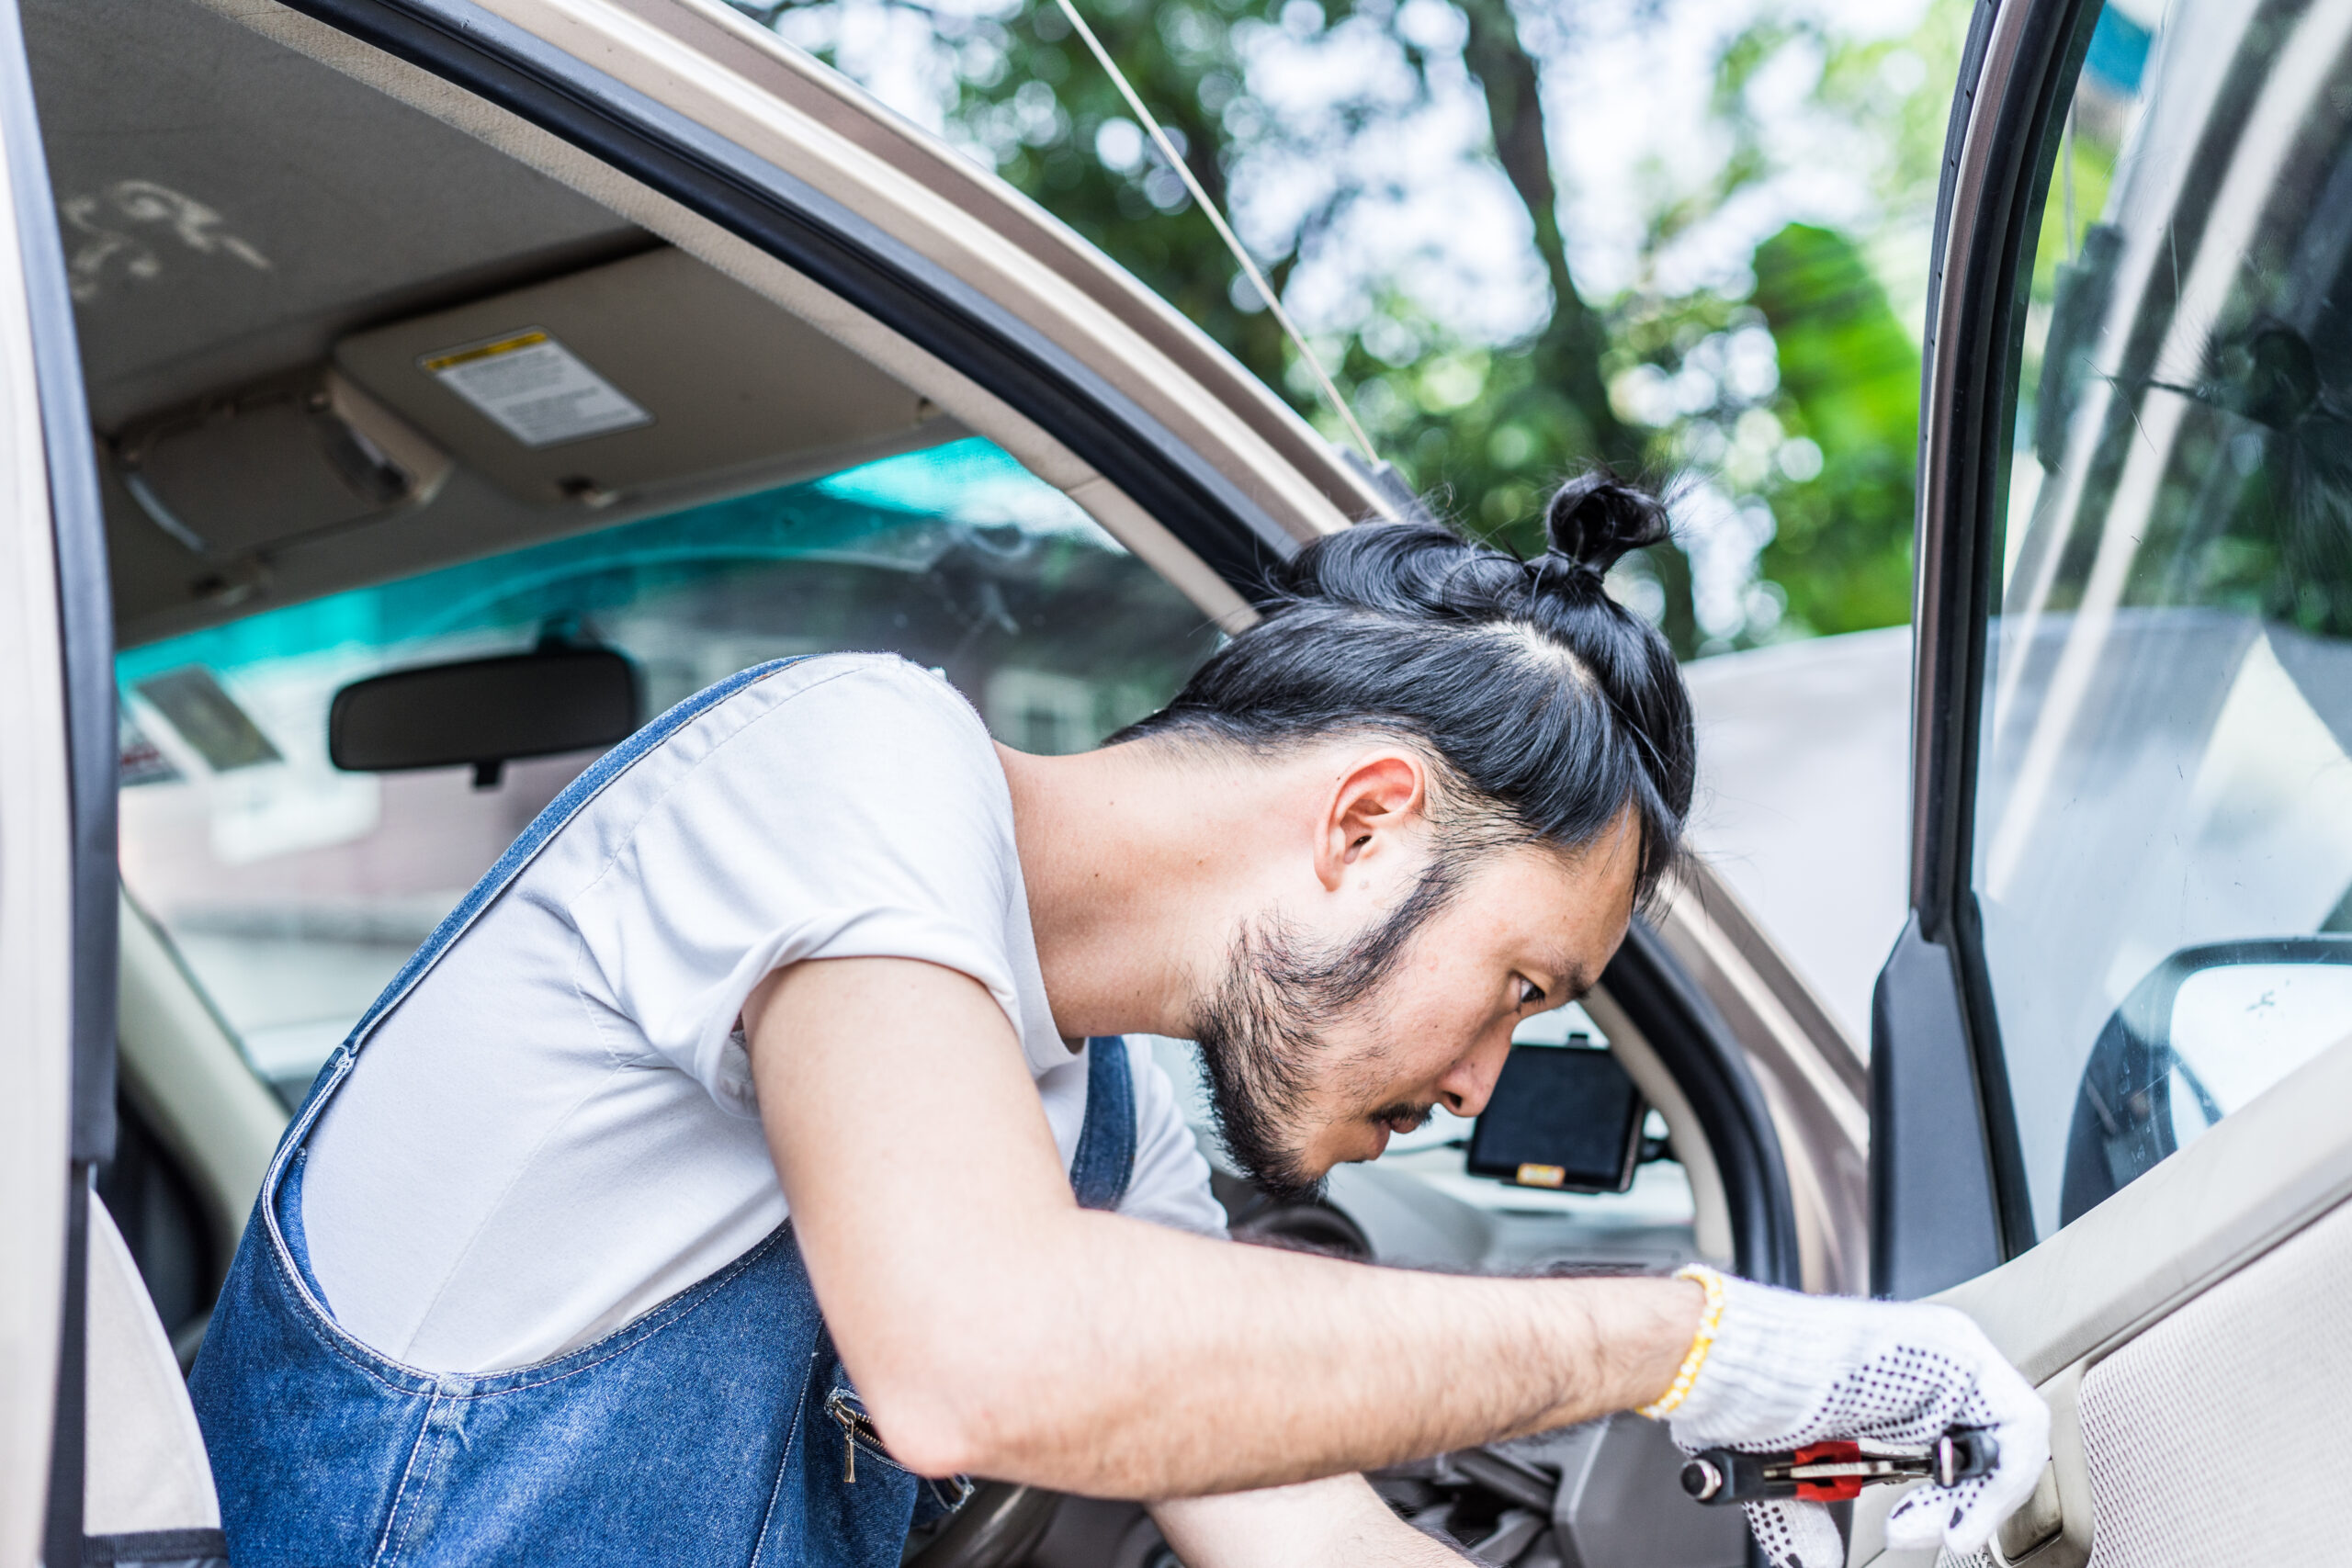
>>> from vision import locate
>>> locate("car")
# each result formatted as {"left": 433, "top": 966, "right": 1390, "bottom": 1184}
{"left": 0, "top": 0, "right": 2342, "bottom": 1565}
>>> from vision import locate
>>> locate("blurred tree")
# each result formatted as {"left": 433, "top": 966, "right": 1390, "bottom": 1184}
{"left": 759, "top": 0, "right": 1690, "bottom": 626}
{"left": 945, "top": 1, "right": 1297, "bottom": 394}
{"left": 1750, "top": 222, "right": 1921, "bottom": 637}
{"left": 753, "top": 0, "right": 1968, "bottom": 656}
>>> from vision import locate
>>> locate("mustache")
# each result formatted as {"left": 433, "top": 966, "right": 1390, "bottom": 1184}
{"left": 1371, "top": 1101, "right": 1437, "bottom": 1134}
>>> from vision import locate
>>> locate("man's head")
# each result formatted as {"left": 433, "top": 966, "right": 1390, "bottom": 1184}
{"left": 1117, "top": 471, "right": 1695, "bottom": 1199}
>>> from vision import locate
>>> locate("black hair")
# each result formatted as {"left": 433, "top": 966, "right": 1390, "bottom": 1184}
{"left": 1120, "top": 470, "right": 1695, "bottom": 902}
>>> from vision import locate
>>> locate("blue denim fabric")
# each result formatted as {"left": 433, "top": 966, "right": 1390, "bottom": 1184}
{"left": 188, "top": 660, "right": 1138, "bottom": 1567}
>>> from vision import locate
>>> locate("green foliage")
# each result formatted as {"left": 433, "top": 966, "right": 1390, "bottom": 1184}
{"left": 949, "top": 0, "right": 1301, "bottom": 393}
{"left": 770, "top": 0, "right": 1970, "bottom": 655}
{"left": 1749, "top": 222, "right": 1921, "bottom": 636}
{"left": 891, "top": 0, "right": 1643, "bottom": 582}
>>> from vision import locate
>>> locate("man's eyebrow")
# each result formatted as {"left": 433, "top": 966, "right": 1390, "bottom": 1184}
{"left": 1539, "top": 948, "right": 1592, "bottom": 999}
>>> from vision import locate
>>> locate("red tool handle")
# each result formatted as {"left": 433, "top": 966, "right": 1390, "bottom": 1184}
{"left": 1790, "top": 1441, "right": 1868, "bottom": 1502}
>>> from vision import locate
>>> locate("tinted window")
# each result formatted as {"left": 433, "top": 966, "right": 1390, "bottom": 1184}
{"left": 1975, "top": 0, "right": 2352, "bottom": 1235}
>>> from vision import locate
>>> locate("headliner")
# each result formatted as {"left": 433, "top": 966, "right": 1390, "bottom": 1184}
{"left": 27, "top": 0, "right": 644, "bottom": 434}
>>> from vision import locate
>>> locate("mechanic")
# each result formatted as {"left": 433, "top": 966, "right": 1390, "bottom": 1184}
{"left": 190, "top": 472, "right": 2046, "bottom": 1568}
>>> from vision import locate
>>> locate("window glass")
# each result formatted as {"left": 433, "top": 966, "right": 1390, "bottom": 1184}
{"left": 1975, "top": 0, "right": 2352, "bottom": 1235}
{"left": 116, "top": 437, "right": 1219, "bottom": 1102}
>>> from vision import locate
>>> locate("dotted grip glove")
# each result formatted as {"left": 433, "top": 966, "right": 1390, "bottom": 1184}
{"left": 1644, "top": 1268, "right": 2050, "bottom": 1568}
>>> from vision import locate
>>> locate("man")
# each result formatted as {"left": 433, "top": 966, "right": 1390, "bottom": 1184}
{"left": 191, "top": 474, "right": 2046, "bottom": 1568}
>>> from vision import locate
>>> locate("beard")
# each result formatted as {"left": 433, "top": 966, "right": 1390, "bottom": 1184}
{"left": 1189, "top": 863, "right": 1459, "bottom": 1203}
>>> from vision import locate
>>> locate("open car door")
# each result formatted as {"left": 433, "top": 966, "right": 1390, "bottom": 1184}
{"left": 1866, "top": 0, "right": 2352, "bottom": 1562}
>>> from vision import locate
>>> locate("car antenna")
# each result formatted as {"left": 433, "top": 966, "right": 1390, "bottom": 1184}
{"left": 1051, "top": 0, "right": 1380, "bottom": 467}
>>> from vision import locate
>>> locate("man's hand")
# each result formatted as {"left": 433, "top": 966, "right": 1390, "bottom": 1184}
{"left": 1659, "top": 1273, "right": 2051, "bottom": 1568}
{"left": 1152, "top": 1476, "right": 1464, "bottom": 1567}
{"left": 745, "top": 956, "right": 1699, "bottom": 1496}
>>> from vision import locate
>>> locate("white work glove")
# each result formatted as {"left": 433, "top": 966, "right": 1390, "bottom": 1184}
{"left": 1645, "top": 1268, "right": 2049, "bottom": 1568}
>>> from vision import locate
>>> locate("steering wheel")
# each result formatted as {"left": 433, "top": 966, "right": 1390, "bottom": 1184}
{"left": 902, "top": 1482, "right": 1062, "bottom": 1568}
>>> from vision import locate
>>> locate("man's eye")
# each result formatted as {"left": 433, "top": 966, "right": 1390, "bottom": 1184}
{"left": 1518, "top": 978, "right": 1546, "bottom": 1008}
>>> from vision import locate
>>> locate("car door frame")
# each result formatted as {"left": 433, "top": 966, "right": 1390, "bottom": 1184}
{"left": 0, "top": 0, "right": 122, "bottom": 1559}
{"left": 1874, "top": 0, "right": 2098, "bottom": 1300}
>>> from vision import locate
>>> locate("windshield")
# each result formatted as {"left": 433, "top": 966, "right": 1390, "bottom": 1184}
{"left": 117, "top": 436, "right": 1219, "bottom": 1102}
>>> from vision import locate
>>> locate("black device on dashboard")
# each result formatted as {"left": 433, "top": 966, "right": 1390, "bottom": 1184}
{"left": 1465, "top": 1041, "right": 1645, "bottom": 1193}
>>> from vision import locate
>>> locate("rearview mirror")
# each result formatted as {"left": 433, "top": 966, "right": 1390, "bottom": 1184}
{"left": 2061, "top": 937, "right": 2352, "bottom": 1224}
{"left": 329, "top": 646, "right": 639, "bottom": 788}
{"left": 1466, "top": 1043, "right": 1645, "bottom": 1194}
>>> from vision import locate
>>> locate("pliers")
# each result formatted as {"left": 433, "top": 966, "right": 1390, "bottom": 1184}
{"left": 1680, "top": 1428, "right": 1998, "bottom": 1506}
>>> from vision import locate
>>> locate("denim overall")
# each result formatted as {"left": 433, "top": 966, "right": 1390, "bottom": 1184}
{"left": 188, "top": 660, "right": 1136, "bottom": 1567}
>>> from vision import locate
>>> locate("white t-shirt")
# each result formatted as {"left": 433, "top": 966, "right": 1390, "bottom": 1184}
{"left": 301, "top": 654, "right": 1225, "bottom": 1375}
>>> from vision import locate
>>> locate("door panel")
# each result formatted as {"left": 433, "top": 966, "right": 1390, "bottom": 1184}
{"left": 1939, "top": 1032, "right": 2352, "bottom": 1392}
{"left": 1849, "top": 1028, "right": 2352, "bottom": 1565}
{"left": 2072, "top": 1190, "right": 2351, "bottom": 1562}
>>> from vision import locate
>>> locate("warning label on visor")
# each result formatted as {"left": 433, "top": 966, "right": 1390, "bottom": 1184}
{"left": 420, "top": 329, "right": 652, "bottom": 448}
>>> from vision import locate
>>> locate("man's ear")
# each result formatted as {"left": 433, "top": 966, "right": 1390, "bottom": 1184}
{"left": 1314, "top": 750, "right": 1429, "bottom": 892}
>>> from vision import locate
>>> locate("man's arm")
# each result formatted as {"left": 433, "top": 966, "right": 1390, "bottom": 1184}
{"left": 745, "top": 956, "right": 1697, "bottom": 1498}
{"left": 1151, "top": 1477, "right": 1463, "bottom": 1567}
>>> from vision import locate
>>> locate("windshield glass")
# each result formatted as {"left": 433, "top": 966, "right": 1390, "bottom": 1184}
{"left": 117, "top": 437, "right": 1219, "bottom": 1101}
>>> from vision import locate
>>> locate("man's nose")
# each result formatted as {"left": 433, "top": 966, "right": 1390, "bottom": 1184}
{"left": 1437, "top": 1029, "right": 1515, "bottom": 1118}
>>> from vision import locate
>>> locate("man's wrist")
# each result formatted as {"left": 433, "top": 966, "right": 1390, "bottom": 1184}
{"left": 1554, "top": 1269, "right": 1712, "bottom": 1427}
{"left": 1636, "top": 1264, "right": 1726, "bottom": 1418}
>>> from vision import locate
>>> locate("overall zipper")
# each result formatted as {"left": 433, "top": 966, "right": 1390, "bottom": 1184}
{"left": 827, "top": 1387, "right": 886, "bottom": 1483}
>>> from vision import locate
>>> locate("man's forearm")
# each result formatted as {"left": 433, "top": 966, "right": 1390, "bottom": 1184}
{"left": 861, "top": 1204, "right": 1699, "bottom": 1496}
{"left": 752, "top": 957, "right": 1701, "bottom": 1500}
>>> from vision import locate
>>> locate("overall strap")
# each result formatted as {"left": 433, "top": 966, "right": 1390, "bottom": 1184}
{"left": 1069, "top": 1037, "right": 1136, "bottom": 1212}
{"left": 334, "top": 657, "right": 806, "bottom": 1066}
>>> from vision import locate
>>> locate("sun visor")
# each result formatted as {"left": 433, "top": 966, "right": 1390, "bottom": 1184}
{"left": 334, "top": 247, "right": 938, "bottom": 506}
{"left": 114, "top": 368, "right": 454, "bottom": 557}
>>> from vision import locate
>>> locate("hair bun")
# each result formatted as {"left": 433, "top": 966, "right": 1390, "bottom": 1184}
{"left": 1542, "top": 470, "right": 1671, "bottom": 578}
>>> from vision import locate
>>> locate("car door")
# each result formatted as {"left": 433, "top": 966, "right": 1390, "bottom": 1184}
{"left": 0, "top": 0, "right": 87, "bottom": 1544}
{"left": 1867, "top": 0, "right": 2352, "bottom": 1561}
{"left": 0, "top": 0, "right": 205, "bottom": 1562}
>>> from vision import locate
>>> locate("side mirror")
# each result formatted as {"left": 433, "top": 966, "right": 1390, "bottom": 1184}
{"left": 329, "top": 645, "right": 639, "bottom": 788}
{"left": 1466, "top": 1042, "right": 1646, "bottom": 1194}
{"left": 2060, "top": 936, "right": 2352, "bottom": 1224}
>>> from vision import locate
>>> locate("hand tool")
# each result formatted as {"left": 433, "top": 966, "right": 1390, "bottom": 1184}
{"left": 1679, "top": 1428, "right": 1997, "bottom": 1506}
